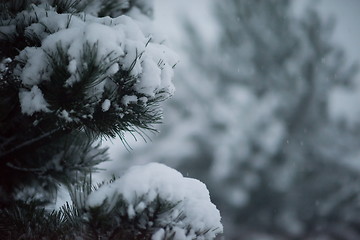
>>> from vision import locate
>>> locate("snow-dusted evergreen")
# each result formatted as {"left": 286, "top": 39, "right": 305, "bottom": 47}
{"left": 0, "top": 0, "right": 222, "bottom": 239}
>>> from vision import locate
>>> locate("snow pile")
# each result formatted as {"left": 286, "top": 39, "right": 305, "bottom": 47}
{"left": 101, "top": 99, "right": 111, "bottom": 112}
{"left": 7, "top": 4, "right": 177, "bottom": 116}
{"left": 19, "top": 85, "right": 50, "bottom": 115}
{"left": 86, "top": 163, "right": 223, "bottom": 240}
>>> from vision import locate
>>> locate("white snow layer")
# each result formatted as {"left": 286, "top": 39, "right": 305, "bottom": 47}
{"left": 101, "top": 99, "right": 111, "bottom": 112}
{"left": 86, "top": 163, "right": 223, "bottom": 240}
{"left": 13, "top": 4, "right": 177, "bottom": 115}
{"left": 19, "top": 85, "right": 50, "bottom": 115}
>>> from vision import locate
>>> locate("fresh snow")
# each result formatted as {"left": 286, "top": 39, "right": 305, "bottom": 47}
{"left": 67, "top": 59, "right": 77, "bottom": 74}
{"left": 86, "top": 163, "right": 223, "bottom": 240}
{"left": 0, "top": 58, "right": 11, "bottom": 72}
{"left": 12, "top": 4, "right": 177, "bottom": 116}
{"left": 101, "top": 99, "right": 111, "bottom": 112}
{"left": 58, "top": 109, "right": 73, "bottom": 122}
{"left": 122, "top": 95, "right": 138, "bottom": 106}
{"left": 19, "top": 85, "right": 50, "bottom": 115}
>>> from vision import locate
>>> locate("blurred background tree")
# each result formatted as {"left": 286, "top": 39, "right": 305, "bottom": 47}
{"left": 114, "top": 0, "right": 360, "bottom": 239}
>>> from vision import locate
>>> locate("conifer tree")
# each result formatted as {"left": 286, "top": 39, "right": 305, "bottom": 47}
{"left": 0, "top": 0, "right": 223, "bottom": 239}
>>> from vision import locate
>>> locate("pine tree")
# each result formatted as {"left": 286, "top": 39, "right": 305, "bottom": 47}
{"left": 0, "top": 0, "right": 223, "bottom": 239}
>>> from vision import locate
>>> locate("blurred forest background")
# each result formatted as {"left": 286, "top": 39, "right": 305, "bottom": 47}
{"left": 94, "top": 0, "right": 360, "bottom": 239}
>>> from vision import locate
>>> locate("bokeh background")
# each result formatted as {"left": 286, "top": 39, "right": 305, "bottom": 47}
{"left": 99, "top": 0, "right": 360, "bottom": 239}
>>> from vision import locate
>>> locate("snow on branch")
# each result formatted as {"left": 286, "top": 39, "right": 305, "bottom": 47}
{"left": 86, "top": 163, "right": 223, "bottom": 240}
{"left": 1, "top": 2, "right": 178, "bottom": 139}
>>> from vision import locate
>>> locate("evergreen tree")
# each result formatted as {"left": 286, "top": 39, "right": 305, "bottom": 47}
{"left": 0, "top": 0, "right": 223, "bottom": 239}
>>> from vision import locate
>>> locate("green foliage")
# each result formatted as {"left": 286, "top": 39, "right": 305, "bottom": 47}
{"left": 0, "top": 200, "right": 79, "bottom": 240}
{"left": 96, "top": 0, "right": 131, "bottom": 18}
{"left": 0, "top": 184, "right": 198, "bottom": 240}
{"left": 0, "top": 0, "right": 177, "bottom": 238}
{"left": 0, "top": 131, "right": 108, "bottom": 207}
{"left": 0, "top": 0, "right": 168, "bottom": 205}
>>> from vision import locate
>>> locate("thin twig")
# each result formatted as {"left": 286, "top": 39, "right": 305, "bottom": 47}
{"left": 0, "top": 127, "right": 63, "bottom": 161}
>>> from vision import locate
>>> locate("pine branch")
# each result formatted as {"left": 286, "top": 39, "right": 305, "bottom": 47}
{"left": 0, "top": 127, "right": 64, "bottom": 162}
{"left": 0, "top": 1, "right": 184, "bottom": 239}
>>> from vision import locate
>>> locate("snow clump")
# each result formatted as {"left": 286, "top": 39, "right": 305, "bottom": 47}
{"left": 86, "top": 163, "right": 223, "bottom": 240}
{"left": 7, "top": 4, "right": 177, "bottom": 116}
{"left": 19, "top": 85, "right": 50, "bottom": 115}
